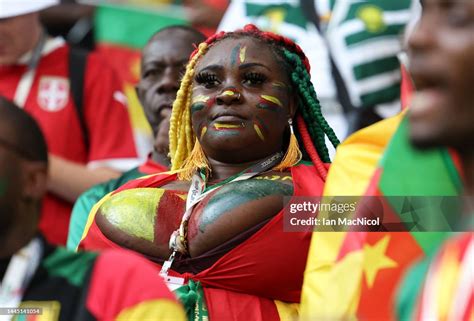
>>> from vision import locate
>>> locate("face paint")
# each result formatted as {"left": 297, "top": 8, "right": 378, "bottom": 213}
{"left": 272, "top": 81, "right": 288, "bottom": 92}
{"left": 198, "top": 179, "right": 294, "bottom": 232}
{"left": 213, "top": 123, "right": 244, "bottom": 130}
{"left": 253, "top": 123, "right": 265, "bottom": 141}
{"left": 257, "top": 94, "right": 283, "bottom": 112}
{"left": 255, "top": 115, "right": 270, "bottom": 133}
{"left": 239, "top": 46, "right": 247, "bottom": 63}
{"left": 230, "top": 44, "right": 240, "bottom": 67}
{"left": 100, "top": 188, "right": 164, "bottom": 242}
{"left": 200, "top": 126, "right": 207, "bottom": 139}
{"left": 208, "top": 122, "right": 244, "bottom": 138}
{"left": 221, "top": 86, "right": 239, "bottom": 97}
{"left": 191, "top": 95, "right": 210, "bottom": 113}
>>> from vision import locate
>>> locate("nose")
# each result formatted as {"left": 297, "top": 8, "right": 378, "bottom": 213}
{"left": 407, "top": 14, "right": 435, "bottom": 54}
{"left": 216, "top": 88, "right": 242, "bottom": 105}
{"left": 156, "top": 67, "right": 180, "bottom": 95}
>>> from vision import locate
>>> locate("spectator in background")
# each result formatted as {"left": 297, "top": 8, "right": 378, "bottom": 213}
{"left": 183, "top": 0, "right": 229, "bottom": 37}
{"left": 396, "top": 0, "right": 474, "bottom": 319}
{"left": 0, "top": 96, "right": 186, "bottom": 321}
{"left": 219, "top": 0, "right": 419, "bottom": 137}
{"left": 67, "top": 25, "right": 206, "bottom": 250}
{"left": 0, "top": 0, "right": 140, "bottom": 245}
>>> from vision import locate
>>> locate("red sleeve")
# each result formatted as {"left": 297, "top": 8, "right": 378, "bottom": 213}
{"left": 86, "top": 249, "right": 184, "bottom": 321}
{"left": 83, "top": 52, "right": 139, "bottom": 171}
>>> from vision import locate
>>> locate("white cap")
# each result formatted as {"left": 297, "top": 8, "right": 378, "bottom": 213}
{"left": 0, "top": 0, "right": 59, "bottom": 19}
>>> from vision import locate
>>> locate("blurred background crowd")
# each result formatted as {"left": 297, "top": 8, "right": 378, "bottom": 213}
{"left": 1, "top": 0, "right": 472, "bottom": 320}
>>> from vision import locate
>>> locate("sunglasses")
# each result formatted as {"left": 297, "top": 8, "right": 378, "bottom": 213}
{"left": 0, "top": 136, "right": 35, "bottom": 160}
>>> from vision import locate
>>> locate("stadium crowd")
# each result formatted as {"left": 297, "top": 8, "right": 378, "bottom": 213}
{"left": 0, "top": 0, "right": 472, "bottom": 320}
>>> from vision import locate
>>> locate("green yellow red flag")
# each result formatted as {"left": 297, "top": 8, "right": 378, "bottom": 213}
{"left": 301, "top": 112, "right": 462, "bottom": 320}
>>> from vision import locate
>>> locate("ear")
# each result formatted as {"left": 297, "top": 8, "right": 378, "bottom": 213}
{"left": 21, "top": 161, "right": 48, "bottom": 201}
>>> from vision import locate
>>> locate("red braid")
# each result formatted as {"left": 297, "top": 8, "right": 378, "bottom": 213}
{"left": 297, "top": 115, "right": 327, "bottom": 180}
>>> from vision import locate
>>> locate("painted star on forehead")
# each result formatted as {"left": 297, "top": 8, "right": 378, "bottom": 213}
{"left": 362, "top": 235, "right": 398, "bottom": 288}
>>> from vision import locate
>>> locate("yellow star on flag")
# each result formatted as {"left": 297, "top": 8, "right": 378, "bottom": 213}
{"left": 362, "top": 235, "right": 398, "bottom": 288}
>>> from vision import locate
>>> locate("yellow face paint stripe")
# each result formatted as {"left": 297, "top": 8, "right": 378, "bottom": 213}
{"left": 254, "top": 124, "right": 265, "bottom": 141}
{"left": 200, "top": 126, "right": 207, "bottom": 139}
{"left": 193, "top": 95, "right": 210, "bottom": 103}
{"left": 222, "top": 90, "right": 235, "bottom": 96}
{"left": 239, "top": 46, "right": 247, "bottom": 63}
{"left": 214, "top": 123, "right": 243, "bottom": 129}
{"left": 261, "top": 95, "right": 283, "bottom": 107}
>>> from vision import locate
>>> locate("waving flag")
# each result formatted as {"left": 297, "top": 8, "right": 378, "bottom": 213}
{"left": 301, "top": 113, "right": 462, "bottom": 320}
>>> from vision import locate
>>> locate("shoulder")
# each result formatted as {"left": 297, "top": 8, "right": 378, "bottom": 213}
{"left": 290, "top": 162, "right": 329, "bottom": 196}
{"left": 114, "top": 171, "right": 178, "bottom": 193}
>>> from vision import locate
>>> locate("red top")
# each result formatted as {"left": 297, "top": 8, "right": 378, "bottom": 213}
{"left": 80, "top": 162, "right": 327, "bottom": 320}
{"left": 0, "top": 39, "right": 139, "bottom": 245}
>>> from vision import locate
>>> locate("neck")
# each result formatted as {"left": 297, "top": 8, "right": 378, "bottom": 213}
{"left": 207, "top": 154, "right": 273, "bottom": 183}
{"left": 151, "top": 150, "right": 170, "bottom": 167}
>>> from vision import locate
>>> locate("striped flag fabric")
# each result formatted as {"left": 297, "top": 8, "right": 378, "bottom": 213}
{"left": 301, "top": 112, "right": 463, "bottom": 320}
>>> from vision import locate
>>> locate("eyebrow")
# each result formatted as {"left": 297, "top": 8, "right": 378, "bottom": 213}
{"left": 239, "top": 63, "right": 271, "bottom": 71}
{"left": 197, "top": 64, "right": 224, "bottom": 73}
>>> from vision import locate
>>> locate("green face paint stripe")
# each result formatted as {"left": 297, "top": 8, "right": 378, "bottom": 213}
{"left": 191, "top": 102, "right": 206, "bottom": 113}
{"left": 239, "top": 46, "right": 247, "bottom": 63}
{"left": 230, "top": 44, "right": 240, "bottom": 67}
{"left": 207, "top": 130, "right": 240, "bottom": 138}
{"left": 261, "top": 95, "right": 283, "bottom": 107}
{"left": 198, "top": 180, "right": 294, "bottom": 232}
{"left": 257, "top": 103, "right": 279, "bottom": 112}
{"left": 100, "top": 188, "right": 164, "bottom": 242}
{"left": 255, "top": 115, "right": 270, "bottom": 133}
{"left": 253, "top": 123, "right": 265, "bottom": 141}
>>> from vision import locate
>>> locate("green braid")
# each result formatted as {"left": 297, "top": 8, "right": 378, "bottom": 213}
{"left": 282, "top": 49, "right": 340, "bottom": 162}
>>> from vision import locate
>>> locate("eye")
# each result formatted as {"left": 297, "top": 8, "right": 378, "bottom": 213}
{"left": 143, "top": 67, "right": 163, "bottom": 79}
{"left": 195, "top": 72, "right": 220, "bottom": 88}
{"left": 243, "top": 72, "right": 267, "bottom": 86}
{"left": 446, "top": 8, "right": 472, "bottom": 27}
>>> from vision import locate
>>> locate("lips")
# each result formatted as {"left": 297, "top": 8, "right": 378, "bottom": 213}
{"left": 211, "top": 111, "right": 247, "bottom": 122}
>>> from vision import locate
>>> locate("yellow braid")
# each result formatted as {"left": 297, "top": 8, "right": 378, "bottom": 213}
{"left": 169, "top": 42, "right": 210, "bottom": 180}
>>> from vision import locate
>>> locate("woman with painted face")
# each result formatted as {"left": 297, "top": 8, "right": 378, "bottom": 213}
{"left": 79, "top": 25, "right": 339, "bottom": 320}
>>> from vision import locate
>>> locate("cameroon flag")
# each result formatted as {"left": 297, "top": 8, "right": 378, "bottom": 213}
{"left": 301, "top": 112, "right": 463, "bottom": 320}
{"left": 94, "top": 2, "right": 188, "bottom": 157}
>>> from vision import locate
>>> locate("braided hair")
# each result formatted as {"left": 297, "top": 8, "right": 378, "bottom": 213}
{"left": 169, "top": 24, "right": 340, "bottom": 180}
